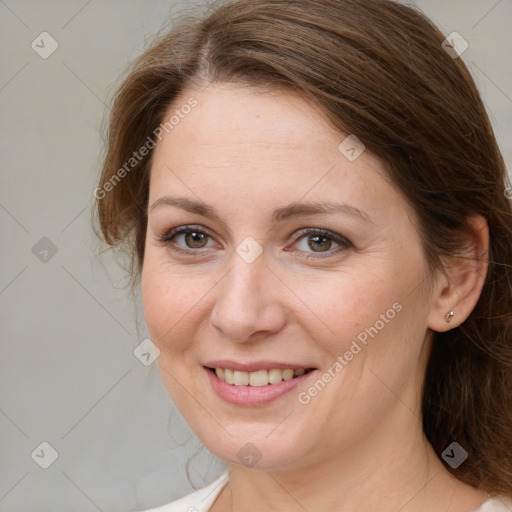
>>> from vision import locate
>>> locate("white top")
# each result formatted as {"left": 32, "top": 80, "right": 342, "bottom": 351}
{"left": 138, "top": 473, "right": 228, "bottom": 512}
{"left": 138, "top": 472, "right": 512, "bottom": 512}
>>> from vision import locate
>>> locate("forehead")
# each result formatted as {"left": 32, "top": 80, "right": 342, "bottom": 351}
{"left": 155, "top": 84, "right": 338, "bottom": 157}
{"left": 148, "top": 83, "right": 405, "bottom": 222}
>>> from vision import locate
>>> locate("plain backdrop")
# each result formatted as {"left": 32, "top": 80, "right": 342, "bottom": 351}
{"left": 1, "top": 1, "right": 511, "bottom": 510}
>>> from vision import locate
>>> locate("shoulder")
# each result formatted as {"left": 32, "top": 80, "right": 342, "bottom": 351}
{"left": 135, "top": 472, "right": 228, "bottom": 512}
{"left": 474, "top": 496, "right": 512, "bottom": 512}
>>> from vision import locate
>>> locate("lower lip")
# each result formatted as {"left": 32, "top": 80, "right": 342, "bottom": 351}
{"left": 204, "top": 367, "right": 316, "bottom": 407}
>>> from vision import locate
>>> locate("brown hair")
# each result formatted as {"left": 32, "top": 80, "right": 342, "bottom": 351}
{"left": 95, "top": 0, "right": 512, "bottom": 496}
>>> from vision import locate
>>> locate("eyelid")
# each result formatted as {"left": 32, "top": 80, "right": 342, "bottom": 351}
{"left": 289, "top": 227, "right": 351, "bottom": 245}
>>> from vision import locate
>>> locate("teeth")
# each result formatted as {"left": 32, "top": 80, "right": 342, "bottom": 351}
{"left": 249, "top": 370, "right": 268, "bottom": 387}
{"left": 268, "top": 368, "right": 283, "bottom": 384}
{"left": 233, "top": 370, "right": 249, "bottom": 386}
{"left": 282, "top": 369, "right": 294, "bottom": 381}
{"left": 213, "top": 367, "right": 309, "bottom": 386}
{"left": 224, "top": 368, "right": 234, "bottom": 385}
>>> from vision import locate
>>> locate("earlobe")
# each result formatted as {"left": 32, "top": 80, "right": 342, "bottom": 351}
{"left": 427, "top": 215, "right": 489, "bottom": 333}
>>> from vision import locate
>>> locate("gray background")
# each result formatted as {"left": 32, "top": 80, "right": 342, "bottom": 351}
{"left": 1, "top": 1, "right": 511, "bottom": 511}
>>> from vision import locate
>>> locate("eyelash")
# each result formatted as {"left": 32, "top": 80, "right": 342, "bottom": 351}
{"left": 156, "top": 224, "right": 352, "bottom": 260}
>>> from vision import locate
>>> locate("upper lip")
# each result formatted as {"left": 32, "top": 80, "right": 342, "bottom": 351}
{"left": 203, "top": 360, "right": 316, "bottom": 372}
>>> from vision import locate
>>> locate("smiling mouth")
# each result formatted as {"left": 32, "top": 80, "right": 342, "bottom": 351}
{"left": 205, "top": 367, "right": 316, "bottom": 386}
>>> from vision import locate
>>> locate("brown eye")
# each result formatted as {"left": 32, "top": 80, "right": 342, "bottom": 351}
{"left": 157, "top": 225, "right": 215, "bottom": 253}
{"left": 289, "top": 228, "right": 352, "bottom": 259}
{"left": 307, "top": 235, "right": 332, "bottom": 252}
{"left": 183, "top": 231, "right": 209, "bottom": 248}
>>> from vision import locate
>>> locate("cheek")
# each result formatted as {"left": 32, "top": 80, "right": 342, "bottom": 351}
{"left": 290, "top": 259, "right": 426, "bottom": 390}
{"left": 287, "top": 266, "right": 399, "bottom": 349}
{"left": 141, "top": 255, "right": 213, "bottom": 353}
{"left": 294, "top": 272, "right": 424, "bottom": 421}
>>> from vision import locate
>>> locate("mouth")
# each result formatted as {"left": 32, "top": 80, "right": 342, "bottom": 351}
{"left": 203, "top": 364, "right": 318, "bottom": 406}
{"left": 204, "top": 366, "right": 316, "bottom": 386}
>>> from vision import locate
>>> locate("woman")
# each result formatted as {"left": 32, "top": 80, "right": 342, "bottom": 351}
{"left": 95, "top": 0, "right": 512, "bottom": 510}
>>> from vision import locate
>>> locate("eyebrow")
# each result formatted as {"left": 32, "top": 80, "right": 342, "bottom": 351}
{"left": 148, "top": 196, "right": 374, "bottom": 225}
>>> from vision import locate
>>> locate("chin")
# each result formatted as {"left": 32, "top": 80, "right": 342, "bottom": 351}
{"left": 195, "top": 423, "right": 315, "bottom": 471}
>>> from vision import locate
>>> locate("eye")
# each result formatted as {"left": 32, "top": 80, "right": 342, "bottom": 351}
{"left": 287, "top": 228, "right": 352, "bottom": 259}
{"left": 156, "top": 225, "right": 216, "bottom": 254}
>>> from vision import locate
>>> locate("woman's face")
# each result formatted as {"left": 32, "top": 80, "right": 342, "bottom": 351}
{"left": 142, "top": 83, "right": 437, "bottom": 470}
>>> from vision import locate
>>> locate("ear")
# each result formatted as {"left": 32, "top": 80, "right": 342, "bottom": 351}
{"left": 427, "top": 214, "right": 489, "bottom": 332}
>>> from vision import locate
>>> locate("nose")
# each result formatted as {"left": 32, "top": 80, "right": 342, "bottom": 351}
{"left": 209, "top": 253, "right": 287, "bottom": 342}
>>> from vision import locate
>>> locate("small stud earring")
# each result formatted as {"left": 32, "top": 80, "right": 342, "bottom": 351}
{"left": 445, "top": 310, "right": 454, "bottom": 323}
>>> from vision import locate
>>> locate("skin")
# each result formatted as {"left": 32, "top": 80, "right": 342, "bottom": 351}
{"left": 141, "top": 83, "right": 490, "bottom": 512}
